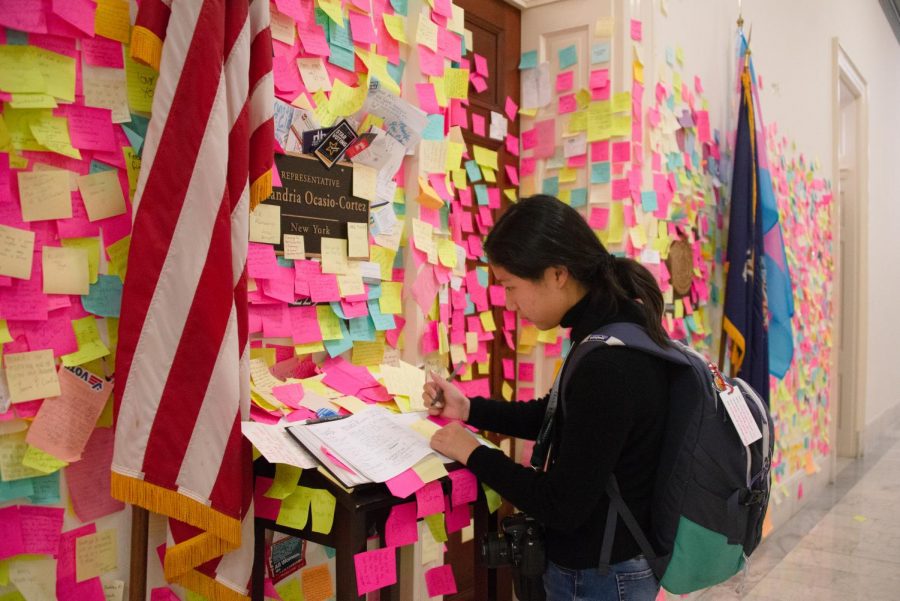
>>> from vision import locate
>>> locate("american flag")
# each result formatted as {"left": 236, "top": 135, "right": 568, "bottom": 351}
{"left": 111, "top": 0, "right": 273, "bottom": 598}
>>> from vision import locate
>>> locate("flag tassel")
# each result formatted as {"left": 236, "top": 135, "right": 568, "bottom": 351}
{"left": 249, "top": 169, "right": 273, "bottom": 212}
{"left": 176, "top": 568, "right": 250, "bottom": 601}
{"left": 130, "top": 25, "right": 164, "bottom": 71}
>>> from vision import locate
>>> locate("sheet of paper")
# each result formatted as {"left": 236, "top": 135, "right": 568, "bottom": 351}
{"left": 42, "top": 245, "right": 90, "bottom": 295}
{"left": 240, "top": 422, "right": 317, "bottom": 468}
{"left": 9, "top": 556, "right": 57, "bottom": 600}
{"left": 0, "top": 224, "right": 36, "bottom": 280}
{"left": 249, "top": 203, "right": 281, "bottom": 244}
{"left": 75, "top": 529, "right": 117, "bottom": 583}
{"left": 5, "top": 350, "right": 60, "bottom": 403}
{"left": 18, "top": 169, "right": 72, "bottom": 221}
{"left": 77, "top": 171, "right": 126, "bottom": 222}
{"left": 26, "top": 366, "right": 112, "bottom": 462}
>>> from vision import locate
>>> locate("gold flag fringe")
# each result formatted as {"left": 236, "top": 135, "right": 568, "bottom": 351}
{"left": 175, "top": 568, "right": 250, "bottom": 601}
{"left": 249, "top": 169, "right": 272, "bottom": 212}
{"left": 130, "top": 26, "right": 163, "bottom": 71}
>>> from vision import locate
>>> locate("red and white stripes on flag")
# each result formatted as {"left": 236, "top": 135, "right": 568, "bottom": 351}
{"left": 112, "top": 1, "right": 273, "bottom": 599}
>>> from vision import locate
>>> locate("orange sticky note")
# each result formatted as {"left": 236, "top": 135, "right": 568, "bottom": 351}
{"left": 301, "top": 564, "right": 335, "bottom": 601}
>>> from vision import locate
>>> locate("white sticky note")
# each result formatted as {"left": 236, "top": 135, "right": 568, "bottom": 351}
{"left": 249, "top": 203, "right": 281, "bottom": 244}
{"left": 283, "top": 234, "right": 305, "bottom": 260}
{"left": 352, "top": 163, "right": 377, "bottom": 201}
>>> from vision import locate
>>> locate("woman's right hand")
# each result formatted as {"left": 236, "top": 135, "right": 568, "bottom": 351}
{"left": 423, "top": 371, "right": 470, "bottom": 421}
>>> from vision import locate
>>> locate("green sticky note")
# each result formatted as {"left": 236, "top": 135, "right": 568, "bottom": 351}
{"left": 61, "top": 316, "right": 110, "bottom": 366}
{"left": 277, "top": 485, "right": 313, "bottom": 530}
{"left": 310, "top": 488, "right": 336, "bottom": 534}
{"left": 482, "top": 484, "right": 502, "bottom": 514}
{"left": 424, "top": 513, "right": 448, "bottom": 543}
{"left": 266, "top": 464, "right": 303, "bottom": 500}
{"left": 558, "top": 44, "right": 577, "bottom": 69}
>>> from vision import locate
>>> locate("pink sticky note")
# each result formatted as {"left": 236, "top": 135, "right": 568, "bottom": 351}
{"left": 247, "top": 243, "right": 280, "bottom": 279}
{"left": 66, "top": 428, "right": 125, "bottom": 523}
{"left": 81, "top": 36, "right": 123, "bottom": 68}
{"left": 589, "top": 206, "right": 610, "bottom": 229}
{"left": 150, "top": 588, "right": 181, "bottom": 601}
{"left": 425, "top": 564, "right": 458, "bottom": 596}
{"left": 0, "top": 506, "right": 25, "bottom": 560}
{"left": 385, "top": 502, "right": 418, "bottom": 547}
{"left": 489, "top": 284, "right": 506, "bottom": 307}
{"left": 415, "top": 480, "right": 444, "bottom": 518}
{"left": 19, "top": 505, "right": 64, "bottom": 556}
{"left": 502, "top": 358, "right": 514, "bottom": 380}
{"left": 521, "top": 128, "right": 537, "bottom": 150}
{"left": 612, "top": 178, "right": 630, "bottom": 200}
{"left": 271, "top": 383, "right": 305, "bottom": 409}
{"left": 448, "top": 468, "right": 478, "bottom": 506}
{"left": 504, "top": 96, "right": 518, "bottom": 121}
{"left": 472, "top": 113, "right": 486, "bottom": 137}
{"left": 354, "top": 547, "right": 397, "bottom": 596}
{"left": 308, "top": 273, "right": 341, "bottom": 303}
{"left": 349, "top": 11, "right": 377, "bottom": 44}
{"left": 59, "top": 105, "right": 116, "bottom": 152}
{"left": 533, "top": 119, "right": 556, "bottom": 159}
{"left": 254, "top": 477, "right": 282, "bottom": 521}
{"left": 589, "top": 68, "right": 609, "bottom": 90}
{"left": 555, "top": 71, "right": 574, "bottom": 92}
{"left": 57, "top": 524, "right": 105, "bottom": 601}
{"left": 415, "top": 83, "right": 440, "bottom": 114}
{"left": 518, "top": 362, "right": 535, "bottom": 382}
{"left": 630, "top": 19, "right": 642, "bottom": 41}
{"left": 558, "top": 94, "right": 577, "bottom": 114}
{"left": 418, "top": 45, "right": 445, "bottom": 77}
{"left": 612, "top": 141, "right": 631, "bottom": 163}
{"left": 290, "top": 305, "right": 322, "bottom": 344}
{"left": 474, "top": 53, "right": 489, "bottom": 77}
{"left": 385, "top": 468, "right": 426, "bottom": 498}
{"left": 590, "top": 141, "right": 610, "bottom": 162}
{"left": 445, "top": 498, "right": 470, "bottom": 533}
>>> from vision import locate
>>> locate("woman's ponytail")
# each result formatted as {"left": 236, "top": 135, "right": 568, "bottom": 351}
{"left": 611, "top": 257, "right": 669, "bottom": 347}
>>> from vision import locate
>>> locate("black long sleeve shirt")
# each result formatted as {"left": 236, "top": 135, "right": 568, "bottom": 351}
{"left": 465, "top": 295, "right": 669, "bottom": 569}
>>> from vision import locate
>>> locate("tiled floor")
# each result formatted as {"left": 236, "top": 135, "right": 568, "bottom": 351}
{"left": 688, "top": 417, "right": 900, "bottom": 600}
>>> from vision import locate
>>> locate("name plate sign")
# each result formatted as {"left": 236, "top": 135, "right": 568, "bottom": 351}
{"left": 262, "top": 154, "right": 369, "bottom": 255}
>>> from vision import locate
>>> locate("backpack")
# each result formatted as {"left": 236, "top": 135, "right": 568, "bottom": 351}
{"left": 553, "top": 322, "right": 774, "bottom": 594}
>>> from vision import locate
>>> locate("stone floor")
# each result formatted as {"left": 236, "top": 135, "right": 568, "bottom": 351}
{"left": 682, "top": 417, "right": 900, "bottom": 601}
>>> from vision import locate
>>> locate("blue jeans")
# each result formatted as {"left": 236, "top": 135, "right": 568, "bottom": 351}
{"left": 543, "top": 556, "right": 660, "bottom": 601}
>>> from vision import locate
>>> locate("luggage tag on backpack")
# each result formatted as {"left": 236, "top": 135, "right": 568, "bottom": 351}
{"left": 719, "top": 386, "right": 763, "bottom": 447}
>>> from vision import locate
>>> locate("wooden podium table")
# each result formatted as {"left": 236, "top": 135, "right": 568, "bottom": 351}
{"left": 251, "top": 459, "right": 497, "bottom": 601}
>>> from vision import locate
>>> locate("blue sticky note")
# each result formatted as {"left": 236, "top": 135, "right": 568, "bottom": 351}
{"left": 465, "top": 160, "right": 482, "bottom": 183}
{"left": 82, "top": 274, "right": 123, "bottom": 318}
{"left": 28, "top": 472, "right": 60, "bottom": 505}
{"left": 329, "top": 302, "right": 349, "bottom": 320}
{"left": 474, "top": 184, "right": 489, "bottom": 205}
{"left": 387, "top": 59, "right": 406, "bottom": 85}
{"left": 390, "top": 0, "right": 408, "bottom": 16}
{"left": 89, "top": 160, "right": 115, "bottom": 174}
{"left": 542, "top": 176, "right": 559, "bottom": 196}
{"left": 590, "top": 162, "right": 611, "bottom": 184}
{"left": 570, "top": 188, "right": 588, "bottom": 207}
{"left": 422, "top": 114, "right": 445, "bottom": 141}
{"left": 348, "top": 316, "right": 376, "bottom": 341}
{"left": 641, "top": 191, "right": 658, "bottom": 212}
{"left": 519, "top": 50, "right": 537, "bottom": 70}
{"left": 367, "top": 299, "right": 396, "bottom": 331}
{"left": 324, "top": 323, "right": 353, "bottom": 357}
{"left": 367, "top": 283, "right": 382, "bottom": 300}
{"left": 476, "top": 266, "right": 490, "bottom": 287}
{"left": 665, "top": 47, "right": 675, "bottom": 66}
{"left": 0, "top": 477, "right": 34, "bottom": 502}
{"left": 328, "top": 44, "right": 356, "bottom": 71}
{"left": 329, "top": 18, "right": 353, "bottom": 50}
{"left": 591, "top": 42, "right": 610, "bottom": 64}
{"left": 558, "top": 45, "right": 577, "bottom": 69}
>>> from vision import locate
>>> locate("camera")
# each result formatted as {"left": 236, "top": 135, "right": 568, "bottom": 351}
{"left": 480, "top": 514, "right": 546, "bottom": 601}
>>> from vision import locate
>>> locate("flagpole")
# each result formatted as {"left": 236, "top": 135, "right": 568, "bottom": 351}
{"left": 129, "top": 506, "right": 149, "bottom": 601}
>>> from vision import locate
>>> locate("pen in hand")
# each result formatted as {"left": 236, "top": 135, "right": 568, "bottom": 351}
{"left": 430, "top": 362, "right": 465, "bottom": 409}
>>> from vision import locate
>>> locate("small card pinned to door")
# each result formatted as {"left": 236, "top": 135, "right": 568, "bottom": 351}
{"left": 313, "top": 120, "right": 358, "bottom": 169}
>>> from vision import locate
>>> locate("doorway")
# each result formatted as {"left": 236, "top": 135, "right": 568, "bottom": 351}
{"left": 832, "top": 40, "right": 868, "bottom": 467}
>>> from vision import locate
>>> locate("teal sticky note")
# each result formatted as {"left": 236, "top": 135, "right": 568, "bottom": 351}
{"left": 367, "top": 283, "right": 382, "bottom": 300}
{"left": 641, "top": 191, "right": 658, "bottom": 212}
{"left": 570, "top": 188, "right": 588, "bottom": 207}
{"left": 464, "top": 294, "right": 475, "bottom": 315}
{"left": 367, "top": 299, "right": 396, "bottom": 331}
{"left": 665, "top": 47, "right": 675, "bottom": 66}
{"left": 0, "top": 477, "right": 34, "bottom": 502}
{"left": 558, "top": 45, "right": 577, "bottom": 69}
{"left": 28, "top": 472, "right": 61, "bottom": 505}
{"left": 324, "top": 327, "right": 353, "bottom": 357}
{"left": 89, "top": 160, "right": 116, "bottom": 174}
{"left": 474, "top": 184, "right": 489, "bottom": 205}
{"left": 465, "top": 160, "right": 482, "bottom": 183}
{"left": 542, "top": 176, "right": 559, "bottom": 196}
{"left": 329, "top": 302, "right": 349, "bottom": 320}
{"left": 277, "top": 257, "right": 294, "bottom": 268}
{"left": 82, "top": 274, "right": 123, "bottom": 318}
{"left": 591, "top": 42, "right": 610, "bottom": 64}
{"left": 476, "top": 266, "right": 490, "bottom": 287}
{"left": 324, "top": 545, "right": 337, "bottom": 558}
{"left": 348, "top": 316, "right": 376, "bottom": 341}
{"left": 328, "top": 44, "right": 355, "bottom": 71}
{"left": 390, "top": 0, "right": 407, "bottom": 16}
{"left": 6, "top": 30, "right": 27, "bottom": 45}
{"left": 329, "top": 18, "right": 353, "bottom": 50}
{"left": 519, "top": 50, "right": 537, "bottom": 70}
{"left": 387, "top": 59, "right": 406, "bottom": 85}
{"left": 423, "top": 114, "right": 445, "bottom": 141}
{"left": 590, "top": 162, "right": 611, "bottom": 184}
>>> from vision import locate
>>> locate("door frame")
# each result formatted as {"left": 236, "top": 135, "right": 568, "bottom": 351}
{"left": 830, "top": 39, "right": 868, "bottom": 470}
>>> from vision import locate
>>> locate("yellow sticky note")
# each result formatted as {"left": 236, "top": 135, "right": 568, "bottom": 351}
{"left": 379, "top": 281, "right": 403, "bottom": 314}
{"left": 42, "top": 246, "right": 90, "bottom": 295}
{"left": 352, "top": 164, "right": 378, "bottom": 202}
{"left": 61, "top": 238, "right": 100, "bottom": 284}
{"left": 445, "top": 67, "right": 469, "bottom": 99}
{"left": 30, "top": 116, "right": 80, "bottom": 158}
{"left": 0, "top": 320, "right": 11, "bottom": 345}
{"left": 320, "top": 237, "right": 349, "bottom": 275}
{"left": 249, "top": 204, "right": 281, "bottom": 245}
{"left": 501, "top": 381, "right": 513, "bottom": 401}
{"left": 351, "top": 339, "right": 385, "bottom": 366}
{"left": 295, "top": 341, "right": 325, "bottom": 355}
{"left": 559, "top": 167, "right": 578, "bottom": 183}
{"left": 316, "top": 305, "right": 343, "bottom": 340}
{"left": 5, "top": 350, "right": 60, "bottom": 403}
{"left": 329, "top": 78, "right": 368, "bottom": 117}
{"left": 369, "top": 245, "right": 396, "bottom": 281}
{"left": 283, "top": 234, "right": 306, "bottom": 260}
{"left": 95, "top": 0, "right": 131, "bottom": 43}
{"left": 317, "top": 0, "right": 344, "bottom": 24}
{"left": 0, "top": 46, "right": 46, "bottom": 95}
{"left": 107, "top": 235, "right": 130, "bottom": 281}
{"left": 75, "top": 529, "right": 118, "bottom": 583}
{"left": 347, "top": 222, "right": 369, "bottom": 258}
{"left": 125, "top": 53, "right": 158, "bottom": 114}
{"left": 277, "top": 485, "right": 312, "bottom": 530}
{"left": 0, "top": 432, "right": 48, "bottom": 482}
{"left": 274, "top": 579, "right": 302, "bottom": 601}
{"left": 310, "top": 488, "right": 336, "bottom": 534}
{"left": 412, "top": 454, "right": 448, "bottom": 483}
{"left": 424, "top": 513, "right": 448, "bottom": 543}
{"left": 382, "top": 14, "right": 408, "bottom": 43}
{"left": 77, "top": 170, "right": 126, "bottom": 222}
{"left": 437, "top": 239, "right": 457, "bottom": 268}
{"left": 0, "top": 224, "right": 36, "bottom": 280}
{"left": 61, "top": 316, "right": 111, "bottom": 366}
{"left": 17, "top": 169, "right": 72, "bottom": 222}
{"left": 472, "top": 145, "right": 499, "bottom": 171}
{"left": 34, "top": 46, "right": 76, "bottom": 103}
{"left": 266, "top": 464, "right": 303, "bottom": 500}
{"left": 22, "top": 445, "right": 68, "bottom": 474}
{"left": 122, "top": 147, "right": 141, "bottom": 196}
{"left": 608, "top": 202, "right": 624, "bottom": 243}
{"left": 445, "top": 141, "right": 465, "bottom": 172}
{"left": 479, "top": 310, "right": 496, "bottom": 332}
{"left": 629, "top": 225, "right": 647, "bottom": 248}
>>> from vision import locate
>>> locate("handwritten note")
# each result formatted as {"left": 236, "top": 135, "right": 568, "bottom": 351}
{"left": 282, "top": 234, "right": 305, "bottom": 260}
{"left": 249, "top": 203, "right": 281, "bottom": 244}
{"left": 346, "top": 222, "right": 369, "bottom": 258}
{"left": 0, "top": 224, "right": 35, "bottom": 279}
{"left": 0, "top": 432, "right": 47, "bottom": 482}
{"left": 300, "top": 564, "right": 334, "bottom": 601}
{"left": 42, "top": 246, "right": 90, "bottom": 295}
{"left": 353, "top": 547, "right": 396, "bottom": 596}
{"left": 18, "top": 169, "right": 72, "bottom": 221}
{"left": 65, "top": 428, "right": 124, "bottom": 522}
{"left": 5, "top": 350, "right": 60, "bottom": 403}
{"left": 385, "top": 502, "right": 418, "bottom": 547}
{"left": 310, "top": 487, "right": 336, "bottom": 534}
{"left": 319, "top": 237, "right": 349, "bottom": 274}
{"left": 75, "top": 528, "right": 117, "bottom": 582}
{"left": 77, "top": 171, "right": 126, "bottom": 221}
{"left": 425, "top": 565, "right": 458, "bottom": 596}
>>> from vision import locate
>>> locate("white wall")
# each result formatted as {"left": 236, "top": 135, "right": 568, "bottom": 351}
{"left": 649, "top": 0, "right": 900, "bottom": 435}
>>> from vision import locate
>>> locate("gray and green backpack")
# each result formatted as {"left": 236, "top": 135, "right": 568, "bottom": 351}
{"left": 555, "top": 322, "right": 774, "bottom": 594}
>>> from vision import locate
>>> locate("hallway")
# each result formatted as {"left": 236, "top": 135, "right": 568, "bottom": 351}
{"left": 694, "top": 415, "right": 900, "bottom": 600}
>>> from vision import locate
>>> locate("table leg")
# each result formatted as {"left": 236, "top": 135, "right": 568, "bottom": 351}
{"left": 251, "top": 521, "right": 267, "bottom": 601}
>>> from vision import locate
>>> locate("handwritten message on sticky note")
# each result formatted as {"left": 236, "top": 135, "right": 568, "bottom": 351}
{"left": 249, "top": 203, "right": 281, "bottom": 245}
{"left": 75, "top": 528, "right": 117, "bottom": 582}
{"left": 320, "top": 237, "right": 349, "bottom": 274}
{"left": 310, "top": 488, "right": 336, "bottom": 534}
{"left": 283, "top": 234, "right": 305, "bottom": 260}
{"left": 5, "top": 350, "right": 60, "bottom": 403}
{"left": 77, "top": 170, "right": 126, "bottom": 222}
{"left": 425, "top": 565, "right": 458, "bottom": 596}
{"left": 301, "top": 564, "right": 334, "bottom": 601}
{"left": 385, "top": 502, "right": 418, "bottom": 547}
{"left": 42, "top": 246, "right": 90, "bottom": 295}
{"left": 18, "top": 169, "right": 72, "bottom": 222}
{"left": 0, "top": 224, "right": 35, "bottom": 280}
{"left": 354, "top": 547, "right": 396, "bottom": 596}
